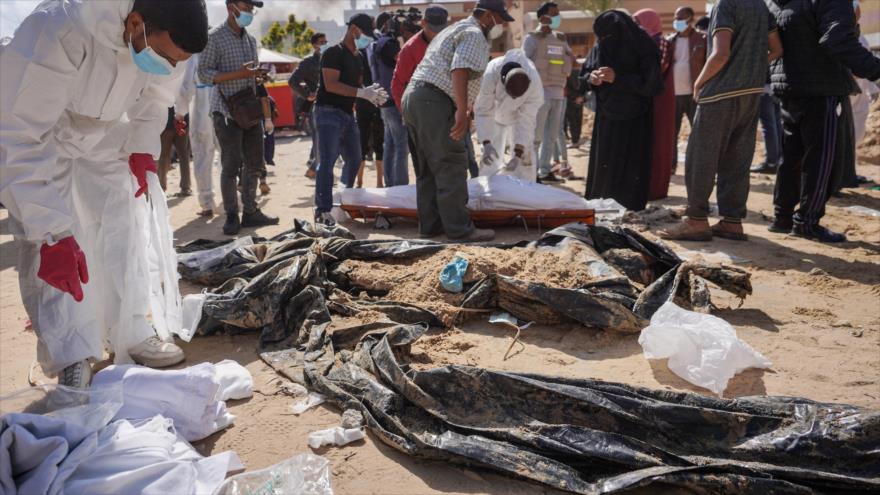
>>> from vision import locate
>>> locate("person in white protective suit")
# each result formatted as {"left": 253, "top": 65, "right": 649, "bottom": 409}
{"left": 177, "top": 52, "right": 218, "bottom": 217}
{"left": 0, "top": 0, "right": 210, "bottom": 388}
{"left": 474, "top": 48, "right": 545, "bottom": 182}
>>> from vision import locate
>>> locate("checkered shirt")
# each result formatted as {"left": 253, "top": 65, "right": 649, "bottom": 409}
{"left": 197, "top": 23, "right": 259, "bottom": 118}
{"left": 410, "top": 16, "right": 490, "bottom": 105}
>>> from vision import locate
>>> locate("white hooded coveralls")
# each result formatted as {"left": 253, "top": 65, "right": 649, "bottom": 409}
{"left": 175, "top": 53, "right": 217, "bottom": 212}
{"left": 0, "top": 0, "right": 184, "bottom": 374}
{"left": 474, "top": 49, "right": 545, "bottom": 182}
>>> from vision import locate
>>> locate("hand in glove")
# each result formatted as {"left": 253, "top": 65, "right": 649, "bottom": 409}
{"left": 357, "top": 83, "right": 389, "bottom": 106}
{"left": 264, "top": 118, "right": 275, "bottom": 134}
{"left": 173, "top": 115, "right": 187, "bottom": 136}
{"left": 38, "top": 236, "right": 89, "bottom": 302}
{"left": 480, "top": 142, "right": 499, "bottom": 168}
{"left": 505, "top": 155, "right": 523, "bottom": 171}
{"left": 128, "top": 153, "right": 158, "bottom": 198}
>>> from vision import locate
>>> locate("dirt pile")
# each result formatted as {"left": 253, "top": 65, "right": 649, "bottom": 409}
{"left": 857, "top": 98, "right": 880, "bottom": 165}
{"left": 335, "top": 244, "right": 600, "bottom": 326}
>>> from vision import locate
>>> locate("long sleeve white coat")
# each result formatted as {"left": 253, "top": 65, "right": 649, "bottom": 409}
{"left": 474, "top": 49, "right": 545, "bottom": 148}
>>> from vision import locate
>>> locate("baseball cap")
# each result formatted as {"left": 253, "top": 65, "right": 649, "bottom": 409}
{"left": 348, "top": 13, "right": 376, "bottom": 39}
{"left": 228, "top": 0, "right": 264, "bottom": 8}
{"left": 476, "top": 0, "right": 515, "bottom": 22}
{"left": 424, "top": 6, "right": 449, "bottom": 32}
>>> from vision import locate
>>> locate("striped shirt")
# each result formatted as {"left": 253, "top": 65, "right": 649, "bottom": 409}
{"left": 410, "top": 16, "right": 490, "bottom": 105}
{"left": 197, "top": 22, "right": 259, "bottom": 118}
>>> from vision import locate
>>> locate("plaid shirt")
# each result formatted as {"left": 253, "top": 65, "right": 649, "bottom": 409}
{"left": 410, "top": 16, "right": 490, "bottom": 105}
{"left": 197, "top": 22, "right": 259, "bottom": 118}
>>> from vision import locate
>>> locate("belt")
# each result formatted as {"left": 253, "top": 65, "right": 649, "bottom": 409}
{"left": 409, "top": 80, "right": 453, "bottom": 105}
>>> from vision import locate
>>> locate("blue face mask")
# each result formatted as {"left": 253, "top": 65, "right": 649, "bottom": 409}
{"left": 355, "top": 34, "right": 372, "bottom": 50}
{"left": 319, "top": 44, "right": 329, "bottom": 54}
{"left": 549, "top": 15, "right": 561, "bottom": 30}
{"left": 853, "top": 1, "right": 859, "bottom": 11}
{"left": 673, "top": 19, "right": 689, "bottom": 33}
{"left": 233, "top": 6, "right": 254, "bottom": 28}
{"left": 129, "top": 28, "right": 173, "bottom": 76}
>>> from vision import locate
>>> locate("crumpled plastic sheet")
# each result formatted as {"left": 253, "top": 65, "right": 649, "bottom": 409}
{"left": 213, "top": 453, "right": 333, "bottom": 495}
{"left": 289, "top": 328, "right": 880, "bottom": 495}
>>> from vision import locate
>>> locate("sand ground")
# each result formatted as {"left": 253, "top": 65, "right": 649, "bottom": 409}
{"left": 1, "top": 115, "right": 878, "bottom": 494}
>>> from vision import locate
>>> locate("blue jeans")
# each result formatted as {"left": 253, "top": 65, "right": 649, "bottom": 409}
{"left": 314, "top": 106, "right": 361, "bottom": 213}
{"left": 759, "top": 93, "right": 783, "bottom": 165}
{"left": 536, "top": 98, "right": 566, "bottom": 175}
{"left": 380, "top": 106, "right": 409, "bottom": 186}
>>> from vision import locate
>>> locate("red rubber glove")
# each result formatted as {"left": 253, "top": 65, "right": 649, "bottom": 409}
{"left": 128, "top": 153, "right": 158, "bottom": 198}
{"left": 174, "top": 118, "right": 187, "bottom": 136}
{"left": 38, "top": 236, "right": 89, "bottom": 302}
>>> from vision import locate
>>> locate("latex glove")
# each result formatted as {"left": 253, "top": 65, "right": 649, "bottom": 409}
{"left": 174, "top": 116, "right": 187, "bottom": 136}
{"left": 264, "top": 118, "right": 274, "bottom": 134}
{"left": 357, "top": 83, "right": 389, "bottom": 106}
{"left": 128, "top": 153, "right": 158, "bottom": 198}
{"left": 480, "top": 142, "right": 499, "bottom": 167}
{"left": 38, "top": 236, "right": 89, "bottom": 302}
{"left": 505, "top": 155, "right": 523, "bottom": 171}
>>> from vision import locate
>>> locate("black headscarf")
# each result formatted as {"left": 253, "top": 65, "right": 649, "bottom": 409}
{"left": 588, "top": 10, "right": 660, "bottom": 72}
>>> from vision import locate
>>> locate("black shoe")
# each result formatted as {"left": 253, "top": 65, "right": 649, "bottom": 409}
{"left": 792, "top": 223, "right": 846, "bottom": 243}
{"left": 223, "top": 213, "right": 241, "bottom": 236}
{"left": 767, "top": 217, "right": 793, "bottom": 233}
{"left": 537, "top": 172, "right": 565, "bottom": 183}
{"left": 750, "top": 162, "right": 777, "bottom": 174}
{"left": 315, "top": 211, "right": 336, "bottom": 227}
{"left": 241, "top": 209, "right": 280, "bottom": 228}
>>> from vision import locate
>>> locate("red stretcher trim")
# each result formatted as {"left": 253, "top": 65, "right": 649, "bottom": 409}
{"left": 340, "top": 205, "right": 595, "bottom": 228}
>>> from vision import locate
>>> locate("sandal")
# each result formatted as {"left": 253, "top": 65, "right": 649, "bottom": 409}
{"left": 659, "top": 220, "right": 712, "bottom": 242}
{"left": 711, "top": 221, "right": 748, "bottom": 241}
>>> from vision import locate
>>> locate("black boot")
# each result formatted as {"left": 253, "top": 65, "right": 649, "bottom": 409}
{"left": 241, "top": 208, "right": 279, "bottom": 227}
{"left": 792, "top": 223, "right": 846, "bottom": 243}
{"left": 223, "top": 213, "right": 241, "bottom": 235}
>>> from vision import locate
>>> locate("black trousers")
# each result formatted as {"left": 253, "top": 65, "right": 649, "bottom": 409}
{"left": 564, "top": 101, "right": 583, "bottom": 144}
{"left": 774, "top": 96, "right": 850, "bottom": 226}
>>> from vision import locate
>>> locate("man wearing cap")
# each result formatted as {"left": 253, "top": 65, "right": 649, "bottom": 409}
{"left": 524, "top": 1, "right": 574, "bottom": 183}
{"left": 312, "top": 13, "right": 388, "bottom": 226}
{"left": 402, "top": 0, "right": 513, "bottom": 242}
{"left": 199, "top": 0, "right": 279, "bottom": 236}
{"left": 474, "top": 49, "right": 545, "bottom": 182}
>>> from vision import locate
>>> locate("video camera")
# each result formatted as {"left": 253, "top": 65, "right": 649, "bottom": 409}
{"left": 384, "top": 7, "right": 422, "bottom": 37}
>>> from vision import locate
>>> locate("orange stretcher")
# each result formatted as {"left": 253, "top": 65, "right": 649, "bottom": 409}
{"left": 340, "top": 205, "right": 595, "bottom": 229}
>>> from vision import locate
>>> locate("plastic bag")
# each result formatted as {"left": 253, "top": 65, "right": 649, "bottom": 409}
{"left": 439, "top": 256, "right": 469, "bottom": 293}
{"left": 308, "top": 427, "right": 365, "bottom": 449}
{"left": 638, "top": 302, "right": 771, "bottom": 396}
{"left": 290, "top": 392, "right": 326, "bottom": 415}
{"left": 212, "top": 453, "right": 333, "bottom": 495}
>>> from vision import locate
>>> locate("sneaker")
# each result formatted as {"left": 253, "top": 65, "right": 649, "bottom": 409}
{"left": 59, "top": 360, "right": 91, "bottom": 388}
{"left": 223, "top": 213, "right": 241, "bottom": 235}
{"left": 259, "top": 181, "right": 271, "bottom": 195}
{"left": 241, "top": 208, "right": 280, "bottom": 227}
{"left": 128, "top": 336, "right": 185, "bottom": 368}
{"left": 452, "top": 227, "right": 495, "bottom": 243}
{"left": 537, "top": 172, "right": 565, "bottom": 183}
{"left": 197, "top": 209, "right": 214, "bottom": 217}
{"left": 750, "top": 162, "right": 778, "bottom": 174}
{"left": 315, "top": 211, "right": 336, "bottom": 227}
{"left": 792, "top": 223, "right": 847, "bottom": 243}
{"left": 767, "top": 217, "right": 793, "bottom": 233}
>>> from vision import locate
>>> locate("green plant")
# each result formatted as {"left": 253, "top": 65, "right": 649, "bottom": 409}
{"left": 261, "top": 14, "right": 316, "bottom": 58}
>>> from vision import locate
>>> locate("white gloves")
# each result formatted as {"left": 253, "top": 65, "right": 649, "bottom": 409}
{"left": 480, "top": 142, "right": 499, "bottom": 168}
{"left": 357, "top": 83, "right": 389, "bottom": 106}
{"left": 505, "top": 155, "right": 523, "bottom": 171}
{"left": 264, "top": 118, "right": 274, "bottom": 134}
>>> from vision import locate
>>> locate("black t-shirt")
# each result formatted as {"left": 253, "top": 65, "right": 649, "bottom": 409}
{"left": 317, "top": 43, "right": 363, "bottom": 114}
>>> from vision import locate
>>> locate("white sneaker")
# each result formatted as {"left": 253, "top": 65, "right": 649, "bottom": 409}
{"left": 128, "top": 336, "right": 185, "bottom": 368}
{"left": 59, "top": 360, "right": 92, "bottom": 388}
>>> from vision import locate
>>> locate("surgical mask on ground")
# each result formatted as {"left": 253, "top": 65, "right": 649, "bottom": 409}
{"left": 355, "top": 34, "right": 371, "bottom": 50}
{"left": 488, "top": 23, "right": 504, "bottom": 40}
{"left": 234, "top": 8, "right": 254, "bottom": 28}
{"left": 129, "top": 29, "right": 173, "bottom": 76}
{"left": 673, "top": 20, "right": 689, "bottom": 32}
{"left": 550, "top": 15, "right": 561, "bottom": 30}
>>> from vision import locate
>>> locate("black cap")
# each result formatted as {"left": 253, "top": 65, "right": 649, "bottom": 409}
{"left": 228, "top": 0, "right": 264, "bottom": 7}
{"left": 424, "top": 6, "right": 449, "bottom": 32}
{"left": 476, "top": 0, "right": 514, "bottom": 22}
{"left": 348, "top": 13, "right": 376, "bottom": 39}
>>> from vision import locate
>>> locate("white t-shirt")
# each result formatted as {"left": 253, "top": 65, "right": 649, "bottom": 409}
{"left": 673, "top": 37, "right": 692, "bottom": 96}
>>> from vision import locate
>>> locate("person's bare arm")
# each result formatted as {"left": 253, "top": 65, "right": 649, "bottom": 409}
{"left": 260, "top": 96, "right": 271, "bottom": 119}
{"left": 768, "top": 30, "right": 783, "bottom": 63}
{"left": 693, "top": 30, "right": 732, "bottom": 100}
{"left": 322, "top": 68, "right": 358, "bottom": 97}
{"left": 449, "top": 68, "right": 470, "bottom": 140}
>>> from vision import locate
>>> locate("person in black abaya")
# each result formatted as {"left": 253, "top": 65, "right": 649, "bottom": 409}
{"left": 581, "top": 10, "right": 661, "bottom": 211}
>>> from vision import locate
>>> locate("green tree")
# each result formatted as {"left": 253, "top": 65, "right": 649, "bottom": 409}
{"left": 261, "top": 14, "right": 315, "bottom": 58}
{"left": 567, "top": 0, "right": 619, "bottom": 15}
